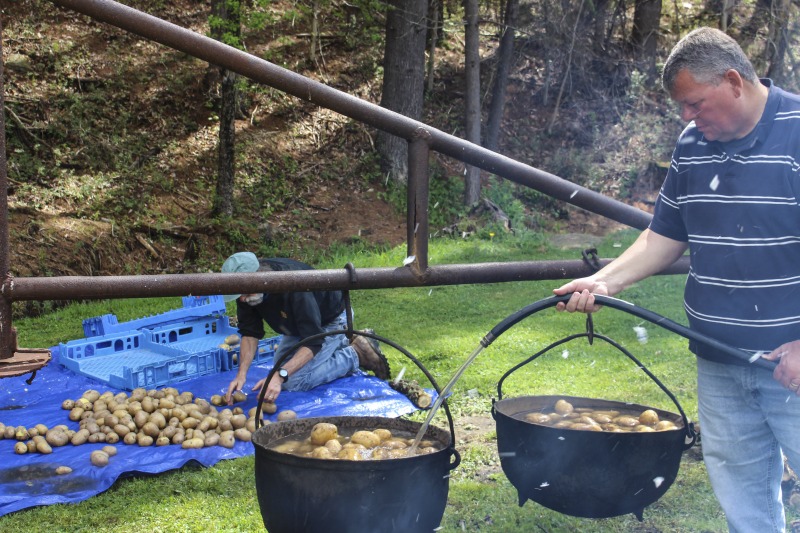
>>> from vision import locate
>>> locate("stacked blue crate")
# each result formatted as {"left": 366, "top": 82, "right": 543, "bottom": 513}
{"left": 147, "top": 314, "right": 281, "bottom": 372}
{"left": 55, "top": 296, "right": 281, "bottom": 390}
{"left": 217, "top": 335, "right": 281, "bottom": 372}
{"left": 58, "top": 332, "right": 218, "bottom": 390}
{"left": 81, "top": 295, "right": 228, "bottom": 337}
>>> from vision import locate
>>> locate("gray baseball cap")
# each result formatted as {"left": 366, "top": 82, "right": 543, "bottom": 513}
{"left": 221, "top": 252, "right": 259, "bottom": 302}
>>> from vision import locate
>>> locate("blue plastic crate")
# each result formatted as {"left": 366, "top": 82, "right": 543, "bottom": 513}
{"left": 109, "top": 349, "right": 218, "bottom": 390}
{"left": 216, "top": 335, "right": 281, "bottom": 372}
{"left": 145, "top": 314, "right": 280, "bottom": 372}
{"left": 57, "top": 331, "right": 147, "bottom": 361}
{"left": 148, "top": 315, "right": 237, "bottom": 353}
{"left": 57, "top": 334, "right": 218, "bottom": 390}
{"left": 56, "top": 295, "right": 283, "bottom": 389}
{"left": 82, "top": 295, "right": 227, "bottom": 337}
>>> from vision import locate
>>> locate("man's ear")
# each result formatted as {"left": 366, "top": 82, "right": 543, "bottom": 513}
{"left": 724, "top": 69, "right": 745, "bottom": 97}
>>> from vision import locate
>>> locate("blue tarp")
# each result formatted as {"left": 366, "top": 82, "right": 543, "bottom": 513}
{"left": 0, "top": 357, "right": 422, "bottom": 517}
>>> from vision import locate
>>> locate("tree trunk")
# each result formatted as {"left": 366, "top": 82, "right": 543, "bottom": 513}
{"left": 214, "top": 69, "right": 236, "bottom": 217}
{"left": 426, "top": 0, "right": 440, "bottom": 93}
{"left": 591, "top": 0, "right": 613, "bottom": 49}
{"left": 310, "top": 0, "right": 319, "bottom": 64}
{"left": 741, "top": 0, "right": 772, "bottom": 45}
{"left": 765, "top": 0, "right": 790, "bottom": 84}
{"left": 485, "top": 0, "right": 519, "bottom": 152}
{"left": 464, "top": 0, "right": 481, "bottom": 206}
{"left": 548, "top": 0, "right": 585, "bottom": 134}
{"left": 720, "top": 0, "right": 733, "bottom": 31}
{"left": 210, "top": 0, "right": 241, "bottom": 218}
{"left": 631, "top": 0, "right": 661, "bottom": 83}
{"left": 376, "top": 0, "right": 428, "bottom": 184}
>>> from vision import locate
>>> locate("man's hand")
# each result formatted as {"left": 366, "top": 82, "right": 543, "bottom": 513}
{"left": 253, "top": 373, "right": 282, "bottom": 403}
{"left": 225, "top": 336, "right": 260, "bottom": 406}
{"left": 763, "top": 340, "right": 800, "bottom": 395}
{"left": 552, "top": 278, "right": 609, "bottom": 313}
{"left": 551, "top": 229, "right": 688, "bottom": 314}
{"left": 225, "top": 375, "right": 247, "bottom": 405}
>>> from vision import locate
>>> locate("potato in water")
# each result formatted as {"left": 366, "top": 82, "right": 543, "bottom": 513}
{"left": 638, "top": 409, "right": 659, "bottom": 426}
{"left": 269, "top": 422, "right": 443, "bottom": 460}
{"left": 310, "top": 423, "right": 338, "bottom": 446}
{"left": 554, "top": 399, "right": 574, "bottom": 415}
{"left": 519, "top": 399, "right": 682, "bottom": 433}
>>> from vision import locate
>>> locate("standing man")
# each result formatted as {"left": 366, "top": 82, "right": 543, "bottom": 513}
{"left": 221, "top": 252, "right": 390, "bottom": 405}
{"left": 554, "top": 28, "right": 800, "bottom": 532}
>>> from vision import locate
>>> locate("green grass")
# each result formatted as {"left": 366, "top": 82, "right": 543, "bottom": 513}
{"left": 1, "top": 229, "right": 784, "bottom": 532}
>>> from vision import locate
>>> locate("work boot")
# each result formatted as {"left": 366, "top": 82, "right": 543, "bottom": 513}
{"left": 351, "top": 329, "right": 391, "bottom": 380}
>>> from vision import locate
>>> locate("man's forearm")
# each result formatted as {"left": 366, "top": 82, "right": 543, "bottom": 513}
{"left": 280, "top": 345, "right": 315, "bottom": 377}
{"left": 595, "top": 229, "right": 688, "bottom": 295}
{"left": 236, "top": 336, "right": 260, "bottom": 380}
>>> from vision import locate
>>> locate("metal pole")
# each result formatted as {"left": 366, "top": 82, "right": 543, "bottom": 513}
{"left": 0, "top": 17, "right": 51, "bottom": 376}
{"left": 407, "top": 131, "right": 431, "bottom": 273}
{"left": 0, "top": 15, "right": 12, "bottom": 359}
{"left": 7, "top": 257, "right": 691, "bottom": 301}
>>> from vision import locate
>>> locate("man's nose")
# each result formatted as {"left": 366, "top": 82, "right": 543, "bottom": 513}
{"left": 681, "top": 105, "right": 698, "bottom": 122}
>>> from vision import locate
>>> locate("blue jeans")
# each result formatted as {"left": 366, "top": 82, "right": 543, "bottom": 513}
{"left": 275, "top": 310, "right": 359, "bottom": 392}
{"left": 697, "top": 357, "right": 800, "bottom": 533}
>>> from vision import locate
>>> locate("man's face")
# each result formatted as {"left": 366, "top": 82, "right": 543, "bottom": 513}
{"left": 239, "top": 294, "right": 264, "bottom": 306}
{"left": 670, "top": 69, "right": 745, "bottom": 142}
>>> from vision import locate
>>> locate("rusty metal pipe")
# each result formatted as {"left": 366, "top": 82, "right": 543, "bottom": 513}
{"left": 50, "top": 0, "right": 652, "bottom": 231}
{"left": 0, "top": 17, "right": 14, "bottom": 358}
{"left": 0, "top": 18, "right": 52, "bottom": 373}
{"left": 407, "top": 134, "right": 431, "bottom": 273}
{"left": 7, "top": 258, "right": 690, "bottom": 301}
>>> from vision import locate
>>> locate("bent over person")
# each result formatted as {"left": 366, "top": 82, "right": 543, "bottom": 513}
{"left": 554, "top": 28, "right": 800, "bottom": 532}
{"left": 220, "top": 252, "right": 390, "bottom": 406}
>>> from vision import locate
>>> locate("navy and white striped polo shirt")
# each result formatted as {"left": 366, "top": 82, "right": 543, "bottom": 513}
{"left": 650, "top": 80, "right": 800, "bottom": 365}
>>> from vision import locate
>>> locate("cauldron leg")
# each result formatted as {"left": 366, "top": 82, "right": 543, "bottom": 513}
{"left": 633, "top": 508, "right": 644, "bottom": 522}
{"left": 517, "top": 491, "right": 527, "bottom": 507}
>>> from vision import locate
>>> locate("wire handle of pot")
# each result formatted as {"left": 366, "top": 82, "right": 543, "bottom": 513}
{"left": 481, "top": 294, "right": 778, "bottom": 371}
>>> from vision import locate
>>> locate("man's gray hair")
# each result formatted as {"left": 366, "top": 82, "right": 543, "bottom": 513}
{"left": 662, "top": 27, "right": 758, "bottom": 92}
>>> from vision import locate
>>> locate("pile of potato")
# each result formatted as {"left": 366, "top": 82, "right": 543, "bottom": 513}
{"left": 269, "top": 421, "right": 443, "bottom": 460}
{"left": 523, "top": 399, "right": 680, "bottom": 433}
{"left": 1, "top": 386, "right": 292, "bottom": 460}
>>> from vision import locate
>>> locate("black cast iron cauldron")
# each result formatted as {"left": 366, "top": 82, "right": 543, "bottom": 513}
{"left": 252, "top": 329, "right": 460, "bottom": 533}
{"left": 484, "top": 295, "right": 777, "bottom": 521}
{"left": 493, "top": 394, "right": 689, "bottom": 520}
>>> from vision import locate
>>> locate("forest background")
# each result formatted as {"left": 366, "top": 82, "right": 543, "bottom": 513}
{"left": 2, "top": 0, "right": 799, "bottom": 318}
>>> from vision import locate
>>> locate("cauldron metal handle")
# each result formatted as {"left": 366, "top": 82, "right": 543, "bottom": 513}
{"left": 482, "top": 294, "right": 778, "bottom": 371}
{"left": 254, "top": 329, "right": 461, "bottom": 470}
